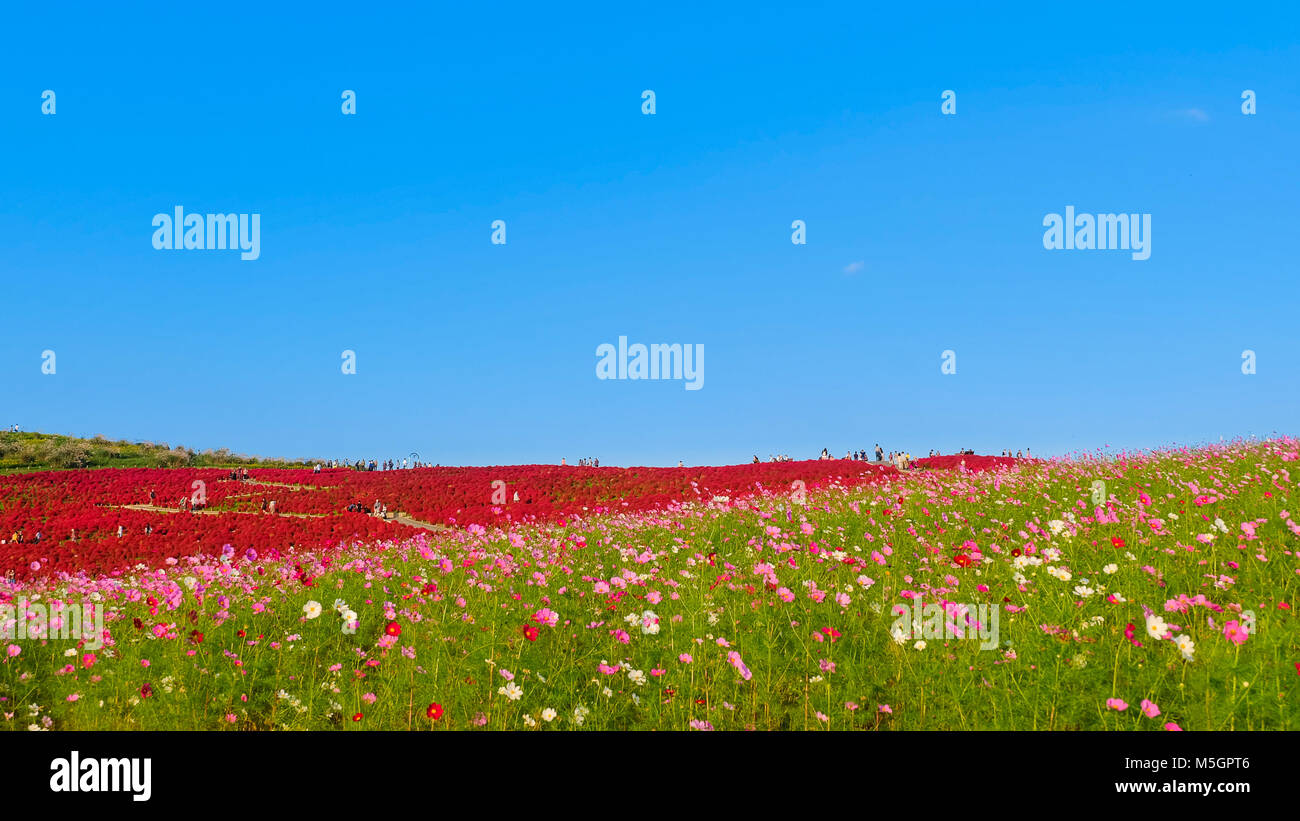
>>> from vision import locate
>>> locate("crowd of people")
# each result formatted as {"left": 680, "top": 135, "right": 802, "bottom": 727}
{"left": 345, "top": 499, "right": 390, "bottom": 518}
{"left": 820, "top": 444, "right": 902, "bottom": 464}
{"left": 323, "top": 458, "right": 432, "bottom": 472}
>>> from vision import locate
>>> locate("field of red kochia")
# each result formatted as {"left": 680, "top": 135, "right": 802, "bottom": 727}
{"left": 0, "top": 457, "right": 1023, "bottom": 579}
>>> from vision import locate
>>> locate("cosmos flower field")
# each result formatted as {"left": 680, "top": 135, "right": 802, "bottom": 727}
{"left": 1, "top": 441, "right": 1296, "bottom": 731}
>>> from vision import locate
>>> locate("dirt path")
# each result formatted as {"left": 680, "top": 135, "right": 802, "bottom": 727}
{"left": 118, "top": 503, "right": 447, "bottom": 531}
{"left": 224, "top": 480, "right": 324, "bottom": 491}
{"left": 119, "top": 504, "right": 327, "bottom": 519}
{"left": 388, "top": 513, "right": 449, "bottom": 532}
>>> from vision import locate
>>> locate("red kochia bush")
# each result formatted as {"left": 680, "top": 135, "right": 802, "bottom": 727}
{"left": 913, "top": 454, "right": 1022, "bottom": 472}
{"left": 0, "top": 456, "right": 1017, "bottom": 579}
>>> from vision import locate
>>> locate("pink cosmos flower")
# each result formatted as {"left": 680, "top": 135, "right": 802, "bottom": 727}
{"left": 1123, "top": 623, "right": 1143, "bottom": 647}
{"left": 727, "top": 650, "right": 752, "bottom": 681}
{"left": 1223, "top": 620, "right": 1248, "bottom": 646}
{"left": 531, "top": 608, "right": 559, "bottom": 627}
{"left": 678, "top": 653, "right": 693, "bottom": 664}
{"left": 1106, "top": 698, "right": 1128, "bottom": 711}
{"left": 1164, "top": 722, "right": 1182, "bottom": 731}
{"left": 1140, "top": 699, "right": 1160, "bottom": 718}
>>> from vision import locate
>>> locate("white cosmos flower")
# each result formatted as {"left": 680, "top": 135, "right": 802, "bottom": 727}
{"left": 541, "top": 708, "right": 557, "bottom": 722}
{"left": 1176, "top": 634, "right": 1195, "bottom": 660}
{"left": 914, "top": 640, "right": 926, "bottom": 650}
{"left": 498, "top": 682, "right": 523, "bottom": 701}
{"left": 1146, "top": 614, "right": 1169, "bottom": 640}
{"left": 1102, "top": 564, "right": 1118, "bottom": 575}
{"left": 303, "top": 601, "right": 322, "bottom": 619}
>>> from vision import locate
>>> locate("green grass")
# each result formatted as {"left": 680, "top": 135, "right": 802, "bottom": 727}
{"left": 2, "top": 439, "right": 1296, "bottom": 730}
{"left": 0, "top": 431, "right": 315, "bottom": 473}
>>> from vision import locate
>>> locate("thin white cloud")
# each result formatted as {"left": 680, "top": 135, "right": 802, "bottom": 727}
{"left": 842, "top": 260, "right": 864, "bottom": 275}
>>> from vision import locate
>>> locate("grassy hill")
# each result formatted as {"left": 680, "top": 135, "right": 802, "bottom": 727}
{"left": 0, "top": 431, "right": 315, "bottom": 473}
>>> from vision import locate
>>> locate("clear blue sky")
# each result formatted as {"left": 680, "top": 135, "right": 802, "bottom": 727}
{"left": 2, "top": 2, "right": 1297, "bottom": 466}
